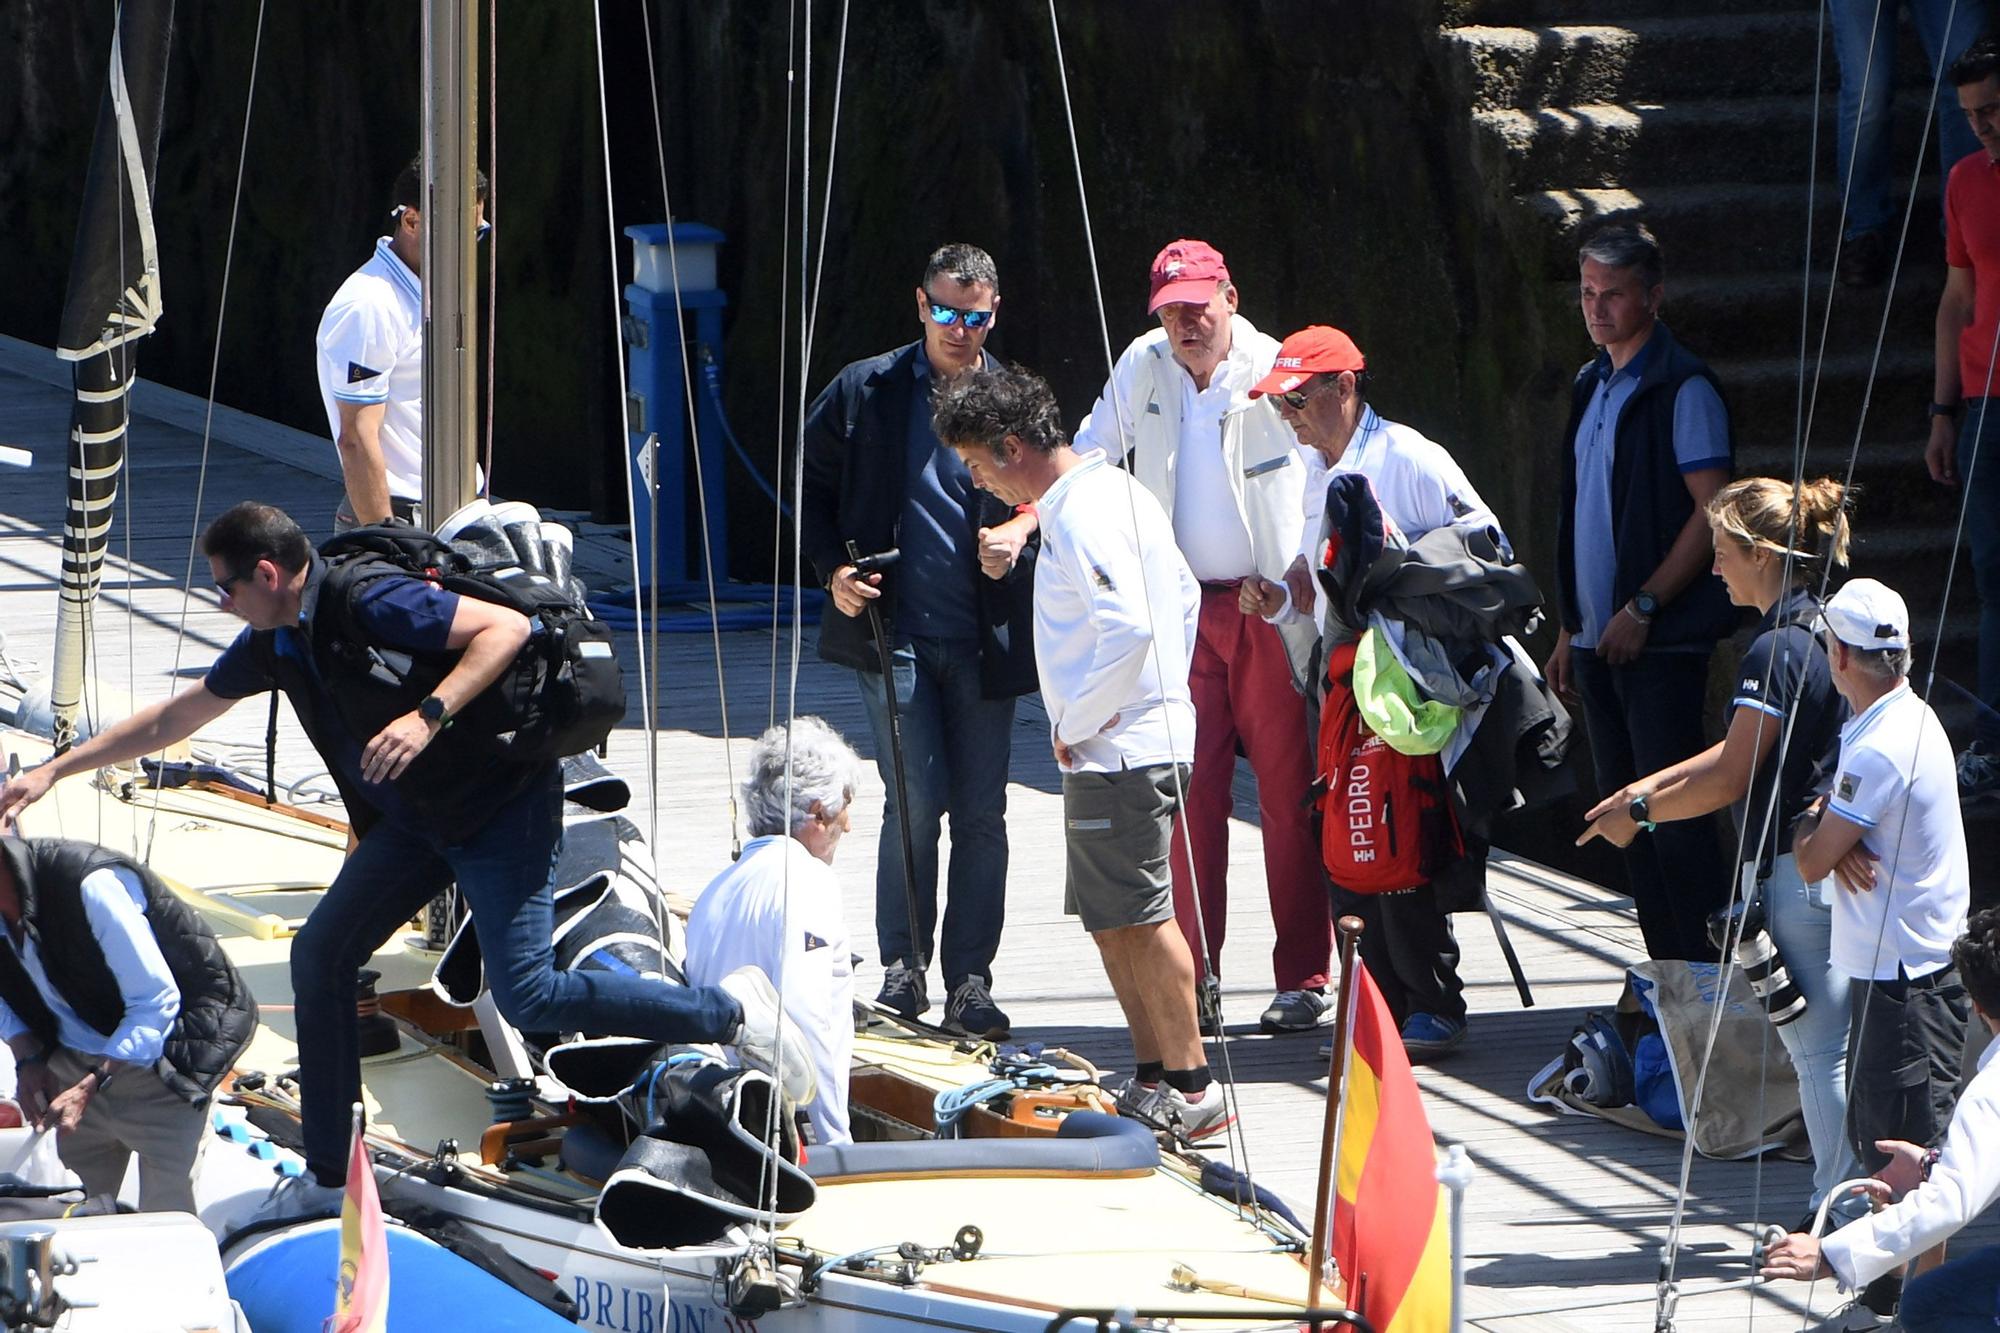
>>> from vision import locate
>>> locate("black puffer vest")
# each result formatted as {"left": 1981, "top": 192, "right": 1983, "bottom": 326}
{"left": 0, "top": 838, "right": 257, "bottom": 1104}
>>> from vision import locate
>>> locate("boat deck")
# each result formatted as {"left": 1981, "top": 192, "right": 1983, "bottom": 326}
{"left": 1, "top": 340, "right": 1992, "bottom": 1331}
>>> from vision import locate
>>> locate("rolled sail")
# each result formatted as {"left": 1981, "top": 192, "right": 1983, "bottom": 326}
{"left": 49, "top": 1, "right": 174, "bottom": 752}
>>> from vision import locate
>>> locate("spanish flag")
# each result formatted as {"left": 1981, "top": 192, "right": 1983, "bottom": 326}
{"left": 328, "top": 1109, "right": 388, "bottom": 1333}
{"left": 1332, "top": 965, "right": 1452, "bottom": 1333}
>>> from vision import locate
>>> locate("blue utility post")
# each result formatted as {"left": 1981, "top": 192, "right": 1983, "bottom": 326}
{"left": 622, "top": 221, "right": 727, "bottom": 593}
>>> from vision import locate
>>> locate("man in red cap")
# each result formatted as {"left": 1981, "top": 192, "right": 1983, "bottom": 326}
{"left": 1073, "top": 239, "right": 1330, "bottom": 1046}
{"left": 1245, "top": 325, "right": 1505, "bottom": 1060}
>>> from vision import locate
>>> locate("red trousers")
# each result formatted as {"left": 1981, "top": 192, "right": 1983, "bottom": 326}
{"left": 1170, "top": 587, "right": 1332, "bottom": 992}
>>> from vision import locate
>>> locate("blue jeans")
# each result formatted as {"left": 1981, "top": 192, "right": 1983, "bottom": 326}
{"left": 1959, "top": 403, "right": 2000, "bottom": 748}
{"left": 1901, "top": 1243, "right": 2000, "bottom": 1331}
{"left": 1831, "top": 0, "right": 1982, "bottom": 238}
{"left": 1757, "top": 855, "right": 1864, "bottom": 1219}
{"left": 1571, "top": 650, "right": 1729, "bottom": 961}
{"left": 292, "top": 771, "right": 741, "bottom": 1185}
{"left": 853, "top": 636, "right": 1014, "bottom": 983}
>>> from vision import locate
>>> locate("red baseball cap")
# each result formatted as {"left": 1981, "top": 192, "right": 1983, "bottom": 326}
{"left": 1147, "top": 239, "right": 1230, "bottom": 313}
{"left": 1248, "top": 326, "right": 1368, "bottom": 398}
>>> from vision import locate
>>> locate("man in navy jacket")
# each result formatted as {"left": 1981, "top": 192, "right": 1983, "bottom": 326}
{"left": 799, "top": 244, "right": 1038, "bottom": 1038}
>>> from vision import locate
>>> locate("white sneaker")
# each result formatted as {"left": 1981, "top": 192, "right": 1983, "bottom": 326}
{"left": 720, "top": 966, "right": 817, "bottom": 1106}
{"left": 1109, "top": 1076, "right": 1158, "bottom": 1118}
{"left": 1134, "top": 1081, "right": 1235, "bottom": 1143}
{"left": 244, "top": 1173, "right": 344, "bottom": 1227}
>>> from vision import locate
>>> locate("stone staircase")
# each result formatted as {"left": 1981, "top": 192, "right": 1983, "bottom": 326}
{"left": 1442, "top": 0, "right": 1975, "bottom": 711}
{"left": 1436, "top": 0, "right": 1998, "bottom": 878}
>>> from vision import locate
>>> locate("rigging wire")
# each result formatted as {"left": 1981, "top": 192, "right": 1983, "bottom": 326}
{"left": 482, "top": 0, "right": 498, "bottom": 490}
{"left": 636, "top": 0, "right": 742, "bottom": 860}
{"left": 1045, "top": 0, "right": 1259, "bottom": 1200}
{"left": 138, "top": 0, "right": 269, "bottom": 865}
{"left": 1652, "top": 7, "right": 1975, "bottom": 1328}
{"left": 769, "top": 0, "right": 802, "bottom": 731}
{"left": 588, "top": 0, "right": 662, "bottom": 901}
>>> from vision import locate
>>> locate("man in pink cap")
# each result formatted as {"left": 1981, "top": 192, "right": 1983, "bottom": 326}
{"left": 1073, "top": 240, "right": 1329, "bottom": 1045}
{"left": 1246, "top": 325, "right": 1506, "bottom": 1060}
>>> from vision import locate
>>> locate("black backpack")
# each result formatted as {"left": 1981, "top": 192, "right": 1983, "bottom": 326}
{"left": 316, "top": 524, "right": 626, "bottom": 762}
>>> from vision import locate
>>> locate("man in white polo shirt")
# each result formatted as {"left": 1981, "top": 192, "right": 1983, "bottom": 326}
{"left": 935, "top": 364, "right": 1230, "bottom": 1143}
{"left": 314, "top": 157, "right": 487, "bottom": 530}
{"left": 1793, "top": 577, "right": 1971, "bottom": 1193}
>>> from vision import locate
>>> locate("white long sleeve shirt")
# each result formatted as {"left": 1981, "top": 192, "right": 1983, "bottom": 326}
{"left": 1031, "top": 450, "right": 1199, "bottom": 773}
{"left": 683, "top": 836, "right": 853, "bottom": 1146}
{"left": 1822, "top": 1034, "right": 2000, "bottom": 1291}
{"left": 0, "top": 865, "right": 181, "bottom": 1065}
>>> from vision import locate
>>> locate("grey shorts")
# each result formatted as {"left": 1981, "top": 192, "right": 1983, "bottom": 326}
{"left": 1061, "top": 763, "right": 1188, "bottom": 933}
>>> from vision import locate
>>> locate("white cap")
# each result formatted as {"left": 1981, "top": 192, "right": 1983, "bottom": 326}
{"left": 1823, "top": 577, "right": 1910, "bottom": 652}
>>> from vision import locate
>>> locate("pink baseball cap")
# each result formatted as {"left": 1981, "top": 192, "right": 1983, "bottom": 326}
{"left": 1148, "top": 239, "right": 1230, "bottom": 313}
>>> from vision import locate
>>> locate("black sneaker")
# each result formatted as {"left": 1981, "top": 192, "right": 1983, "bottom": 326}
{"left": 876, "top": 962, "right": 930, "bottom": 1019}
{"left": 943, "top": 975, "right": 1011, "bottom": 1040}
{"left": 1837, "top": 229, "right": 1888, "bottom": 289}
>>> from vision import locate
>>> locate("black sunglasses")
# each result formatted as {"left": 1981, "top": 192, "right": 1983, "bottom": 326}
{"left": 1271, "top": 377, "right": 1331, "bottom": 411}
{"left": 925, "top": 292, "right": 995, "bottom": 329}
{"left": 214, "top": 568, "right": 252, "bottom": 596}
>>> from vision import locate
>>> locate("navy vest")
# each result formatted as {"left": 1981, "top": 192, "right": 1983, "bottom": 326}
{"left": 0, "top": 838, "right": 256, "bottom": 1104}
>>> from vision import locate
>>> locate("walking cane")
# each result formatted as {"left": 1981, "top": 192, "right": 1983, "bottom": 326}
{"left": 844, "top": 541, "right": 926, "bottom": 977}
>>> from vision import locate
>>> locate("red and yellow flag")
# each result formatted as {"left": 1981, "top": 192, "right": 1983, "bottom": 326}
{"left": 328, "top": 1115, "right": 389, "bottom": 1333}
{"left": 1332, "top": 964, "right": 1452, "bottom": 1333}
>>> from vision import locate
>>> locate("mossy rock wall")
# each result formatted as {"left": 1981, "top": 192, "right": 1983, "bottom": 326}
{"left": 3, "top": 1, "right": 1575, "bottom": 594}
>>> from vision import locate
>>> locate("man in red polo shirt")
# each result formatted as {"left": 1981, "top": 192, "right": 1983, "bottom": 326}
{"left": 1929, "top": 37, "right": 2000, "bottom": 800}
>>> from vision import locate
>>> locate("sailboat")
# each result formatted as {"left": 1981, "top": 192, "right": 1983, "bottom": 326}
{"left": 0, "top": 4, "right": 1401, "bottom": 1331}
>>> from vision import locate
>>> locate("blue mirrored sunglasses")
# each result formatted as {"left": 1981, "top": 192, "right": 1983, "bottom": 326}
{"left": 926, "top": 298, "right": 994, "bottom": 330}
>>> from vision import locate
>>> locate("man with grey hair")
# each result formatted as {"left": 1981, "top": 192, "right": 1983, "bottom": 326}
{"left": 1792, "top": 576, "right": 1970, "bottom": 1325}
{"left": 684, "top": 717, "right": 864, "bottom": 1146}
{"left": 937, "top": 365, "right": 1230, "bottom": 1143}
{"left": 800, "top": 244, "right": 1038, "bottom": 1039}
{"left": 1548, "top": 221, "right": 1734, "bottom": 962}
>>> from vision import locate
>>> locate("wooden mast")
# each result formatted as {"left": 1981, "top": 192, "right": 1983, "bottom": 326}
{"left": 1307, "top": 913, "right": 1365, "bottom": 1309}
{"left": 420, "top": 0, "right": 479, "bottom": 521}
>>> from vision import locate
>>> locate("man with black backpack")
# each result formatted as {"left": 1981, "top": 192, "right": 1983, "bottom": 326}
{"left": 0, "top": 501, "right": 815, "bottom": 1223}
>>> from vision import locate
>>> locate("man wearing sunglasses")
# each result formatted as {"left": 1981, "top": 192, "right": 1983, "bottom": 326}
{"left": 799, "top": 244, "right": 1039, "bottom": 1041}
{"left": 314, "top": 155, "right": 489, "bottom": 533}
{"left": 1246, "top": 326, "right": 1506, "bottom": 1061}
{"left": 1071, "top": 239, "right": 1329, "bottom": 1043}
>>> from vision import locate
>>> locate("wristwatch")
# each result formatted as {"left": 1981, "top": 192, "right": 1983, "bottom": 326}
{"left": 1928, "top": 400, "right": 1963, "bottom": 421}
{"left": 1631, "top": 589, "right": 1662, "bottom": 620}
{"left": 1628, "top": 795, "right": 1657, "bottom": 832}
{"left": 417, "top": 695, "right": 451, "bottom": 727}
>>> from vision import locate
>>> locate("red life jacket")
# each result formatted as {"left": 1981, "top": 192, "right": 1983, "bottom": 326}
{"left": 1316, "top": 640, "right": 1463, "bottom": 893}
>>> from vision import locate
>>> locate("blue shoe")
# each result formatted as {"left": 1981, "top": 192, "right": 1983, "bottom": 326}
{"left": 1400, "top": 1013, "right": 1467, "bottom": 1062}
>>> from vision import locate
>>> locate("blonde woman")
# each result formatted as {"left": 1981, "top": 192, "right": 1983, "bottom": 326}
{"left": 1580, "top": 476, "right": 1866, "bottom": 1225}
